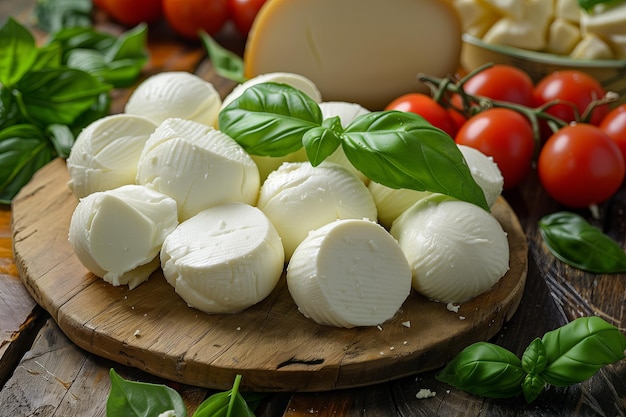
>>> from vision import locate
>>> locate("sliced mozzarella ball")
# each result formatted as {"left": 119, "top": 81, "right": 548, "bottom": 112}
{"left": 136, "top": 118, "right": 260, "bottom": 221}
{"left": 457, "top": 144, "right": 503, "bottom": 208}
{"left": 287, "top": 219, "right": 411, "bottom": 328}
{"left": 318, "top": 101, "right": 371, "bottom": 183}
{"left": 68, "top": 185, "right": 178, "bottom": 289}
{"left": 390, "top": 194, "right": 509, "bottom": 304}
{"left": 160, "top": 203, "right": 284, "bottom": 314}
{"left": 125, "top": 72, "right": 221, "bottom": 127}
{"left": 67, "top": 114, "right": 157, "bottom": 198}
{"left": 367, "top": 181, "right": 432, "bottom": 229}
{"left": 220, "top": 72, "right": 322, "bottom": 110}
{"left": 257, "top": 162, "right": 377, "bottom": 260}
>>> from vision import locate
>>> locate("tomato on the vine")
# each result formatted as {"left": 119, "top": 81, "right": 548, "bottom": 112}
{"left": 97, "top": 0, "right": 163, "bottom": 26}
{"left": 455, "top": 108, "right": 535, "bottom": 190}
{"left": 228, "top": 0, "right": 267, "bottom": 35}
{"left": 385, "top": 93, "right": 458, "bottom": 137}
{"left": 459, "top": 64, "right": 535, "bottom": 107}
{"left": 599, "top": 103, "right": 626, "bottom": 163}
{"left": 538, "top": 123, "right": 625, "bottom": 208}
{"left": 163, "top": 0, "right": 230, "bottom": 39}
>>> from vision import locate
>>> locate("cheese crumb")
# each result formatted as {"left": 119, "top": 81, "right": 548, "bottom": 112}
{"left": 377, "top": 325, "right": 383, "bottom": 331}
{"left": 446, "top": 303, "right": 460, "bottom": 313}
{"left": 402, "top": 321, "right": 411, "bottom": 328}
{"left": 416, "top": 388, "right": 436, "bottom": 399}
{"left": 459, "top": 316, "right": 466, "bottom": 320}
{"left": 133, "top": 330, "right": 140, "bottom": 337}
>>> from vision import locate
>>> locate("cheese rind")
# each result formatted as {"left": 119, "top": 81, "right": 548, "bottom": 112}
{"left": 390, "top": 194, "right": 509, "bottom": 303}
{"left": 136, "top": 118, "right": 260, "bottom": 221}
{"left": 67, "top": 114, "right": 157, "bottom": 198}
{"left": 244, "top": 0, "right": 462, "bottom": 110}
{"left": 287, "top": 218, "right": 411, "bottom": 328}
{"left": 68, "top": 185, "right": 178, "bottom": 289}
{"left": 160, "top": 203, "right": 284, "bottom": 314}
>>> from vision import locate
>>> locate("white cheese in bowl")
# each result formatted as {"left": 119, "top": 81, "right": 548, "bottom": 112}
{"left": 390, "top": 194, "right": 509, "bottom": 304}
{"left": 160, "top": 203, "right": 284, "bottom": 314}
{"left": 68, "top": 184, "right": 178, "bottom": 289}
{"left": 287, "top": 218, "right": 412, "bottom": 328}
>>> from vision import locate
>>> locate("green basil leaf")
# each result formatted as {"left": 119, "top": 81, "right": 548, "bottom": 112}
{"left": 47, "top": 26, "right": 116, "bottom": 57}
{"left": 538, "top": 211, "right": 626, "bottom": 273}
{"left": 436, "top": 342, "right": 525, "bottom": 398}
{"left": 341, "top": 111, "right": 489, "bottom": 211}
{"left": 32, "top": 42, "right": 62, "bottom": 71}
{"left": 0, "top": 18, "right": 38, "bottom": 86}
{"left": 16, "top": 68, "right": 111, "bottom": 126}
{"left": 540, "top": 316, "right": 626, "bottom": 387}
{"left": 521, "top": 338, "right": 548, "bottom": 375}
{"left": 522, "top": 373, "right": 546, "bottom": 403}
{"left": 218, "top": 82, "right": 323, "bottom": 156}
{"left": 200, "top": 31, "right": 246, "bottom": 83}
{"left": 303, "top": 116, "right": 342, "bottom": 166}
{"left": 47, "top": 124, "right": 74, "bottom": 158}
{"left": 106, "top": 369, "right": 188, "bottom": 417}
{"left": 0, "top": 86, "right": 22, "bottom": 130}
{"left": 0, "top": 124, "right": 54, "bottom": 204}
{"left": 577, "top": 0, "right": 626, "bottom": 12}
{"left": 32, "top": 0, "right": 92, "bottom": 33}
{"left": 192, "top": 375, "right": 255, "bottom": 417}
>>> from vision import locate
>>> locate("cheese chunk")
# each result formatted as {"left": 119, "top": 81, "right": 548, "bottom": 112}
{"left": 547, "top": 18, "right": 582, "bottom": 55}
{"left": 368, "top": 181, "right": 432, "bottom": 229}
{"left": 570, "top": 33, "right": 614, "bottom": 59}
{"left": 257, "top": 162, "right": 377, "bottom": 260}
{"left": 67, "top": 114, "right": 157, "bottom": 198}
{"left": 244, "top": 0, "right": 462, "bottom": 110}
{"left": 160, "top": 203, "right": 284, "bottom": 314}
{"left": 287, "top": 219, "right": 411, "bottom": 328}
{"left": 125, "top": 71, "right": 221, "bottom": 127}
{"left": 136, "top": 118, "right": 260, "bottom": 221}
{"left": 390, "top": 194, "right": 509, "bottom": 303}
{"left": 452, "top": 0, "right": 500, "bottom": 37}
{"left": 555, "top": 0, "right": 581, "bottom": 23}
{"left": 457, "top": 145, "right": 503, "bottom": 208}
{"left": 68, "top": 185, "right": 178, "bottom": 289}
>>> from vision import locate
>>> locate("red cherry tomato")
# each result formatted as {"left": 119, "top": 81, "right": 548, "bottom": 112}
{"left": 460, "top": 64, "right": 535, "bottom": 106}
{"left": 599, "top": 103, "right": 626, "bottom": 164}
{"left": 538, "top": 123, "right": 625, "bottom": 208}
{"left": 228, "top": 0, "right": 267, "bottom": 35}
{"left": 97, "top": 0, "right": 163, "bottom": 26}
{"left": 533, "top": 70, "right": 609, "bottom": 126}
{"left": 447, "top": 107, "right": 467, "bottom": 132}
{"left": 163, "top": 0, "right": 230, "bottom": 39}
{"left": 385, "top": 93, "right": 458, "bottom": 137}
{"left": 455, "top": 108, "right": 535, "bottom": 190}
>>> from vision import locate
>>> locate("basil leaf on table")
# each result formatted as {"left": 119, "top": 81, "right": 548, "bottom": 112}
{"left": 200, "top": 32, "right": 246, "bottom": 83}
{"left": 192, "top": 375, "right": 255, "bottom": 417}
{"left": 538, "top": 211, "right": 626, "bottom": 273}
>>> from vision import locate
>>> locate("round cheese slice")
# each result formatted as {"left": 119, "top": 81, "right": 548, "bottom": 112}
{"left": 287, "top": 218, "right": 412, "bottom": 328}
{"left": 160, "top": 203, "right": 284, "bottom": 314}
{"left": 244, "top": 0, "right": 462, "bottom": 110}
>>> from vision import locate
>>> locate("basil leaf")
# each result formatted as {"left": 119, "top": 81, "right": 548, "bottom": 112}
{"left": 538, "top": 211, "right": 626, "bottom": 273}
{"left": 303, "top": 116, "right": 342, "bottom": 166}
{"left": 218, "top": 82, "right": 323, "bottom": 156}
{"left": 16, "top": 68, "right": 111, "bottom": 126}
{"left": 192, "top": 375, "right": 255, "bottom": 417}
{"left": 522, "top": 373, "right": 546, "bottom": 403}
{"left": 342, "top": 111, "right": 489, "bottom": 211}
{"left": 47, "top": 124, "right": 74, "bottom": 158}
{"left": 47, "top": 26, "right": 116, "bottom": 56}
{"left": 578, "top": 0, "right": 626, "bottom": 12}
{"left": 32, "top": 0, "right": 92, "bottom": 33}
{"left": 520, "top": 338, "right": 548, "bottom": 403}
{"left": 0, "top": 86, "right": 22, "bottom": 130}
{"left": 0, "top": 18, "right": 38, "bottom": 86}
{"left": 436, "top": 342, "right": 525, "bottom": 398}
{"left": 106, "top": 369, "right": 188, "bottom": 417}
{"left": 200, "top": 32, "right": 246, "bottom": 83}
{"left": 0, "top": 124, "right": 54, "bottom": 203}
{"left": 32, "top": 42, "right": 62, "bottom": 71}
{"left": 540, "top": 316, "right": 626, "bottom": 387}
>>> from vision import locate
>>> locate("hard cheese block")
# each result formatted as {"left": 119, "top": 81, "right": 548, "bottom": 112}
{"left": 244, "top": 0, "right": 462, "bottom": 110}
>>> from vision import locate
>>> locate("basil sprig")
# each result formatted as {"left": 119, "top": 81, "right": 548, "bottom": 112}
{"left": 538, "top": 211, "right": 626, "bottom": 273}
{"left": 107, "top": 369, "right": 258, "bottom": 417}
{"left": 437, "top": 316, "right": 626, "bottom": 403}
{"left": 218, "top": 83, "right": 489, "bottom": 211}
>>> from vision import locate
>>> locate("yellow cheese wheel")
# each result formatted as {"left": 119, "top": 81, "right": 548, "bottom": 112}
{"left": 244, "top": 0, "right": 462, "bottom": 110}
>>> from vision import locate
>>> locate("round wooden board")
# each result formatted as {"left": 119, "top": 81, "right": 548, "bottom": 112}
{"left": 11, "top": 158, "right": 528, "bottom": 392}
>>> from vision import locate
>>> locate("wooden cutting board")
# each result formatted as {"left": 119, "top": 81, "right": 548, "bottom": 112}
{"left": 11, "top": 158, "right": 528, "bottom": 392}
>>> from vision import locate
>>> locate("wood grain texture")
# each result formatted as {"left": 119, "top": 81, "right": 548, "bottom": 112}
{"left": 11, "top": 158, "right": 528, "bottom": 392}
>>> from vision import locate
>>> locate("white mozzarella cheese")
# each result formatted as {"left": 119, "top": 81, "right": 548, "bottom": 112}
{"left": 390, "top": 194, "right": 509, "bottom": 304}
{"left": 570, "top": 33, "right": 614, "bottom": 59}
{"left": 160, "top": 203, "right": 284, "bottom": 314}
{"left": 367, "top": 181, "right": 432, "bottom": 229}
{"left": 287, "top": 219, "right": 412, "bottom": 328}
{"left": 68, "top": 185, "right": 178, "bottom": 289}
{"left": 125, "top": 71, "right": 222, "bottom": 127}
{"left": 136, "top": 118, "right": 260, "bottom": 221}
{"left": 452, "top": 0, "right": 500, "bottom": 37}
{"left": 457, "top": 145, "right": 503, "bottom": 208}
{"left": 67, "top": 114, "right": 157, "bottom": 198}
{"left": 555, "top": 0, "right": 581, "bottom": 23}
{"left": 257, "top": 162, "right": 377, "bottom": 260}
{"left": 547, "top": 18, "right": 582, "bottom": 55}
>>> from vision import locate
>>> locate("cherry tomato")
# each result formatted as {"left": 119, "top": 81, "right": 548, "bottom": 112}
{"left": 97, "top": 0, "right": 162, "bottom": 26}
{"left": 460, "top": 64, "right": 535, "bottom": 106}
{"left": 533, "top": 70, "right": 609, "bottom": 126}
{"left": 163, "top": 0, "right": 230, "bottom": 39}
{"left": 385, "top": 93, "right": 458, "bottom": 137}
{"left": 228, "top": 0, "right": 267, "bottom": 35}
{"left": 447, "top": 107, "right": 466, "bottom": 133}
{"left": 455, "top": 108, "right": 535, "bottom": 190}
{"left": 599, "top": 104, "right": 626, "bottom": 163}
{"left": 538, "top": 123, "right": 625, "bottom": 208}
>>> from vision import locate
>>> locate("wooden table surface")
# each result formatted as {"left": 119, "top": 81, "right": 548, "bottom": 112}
{"left": 1, "top": 2, "right": 625, "bottom": 416}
